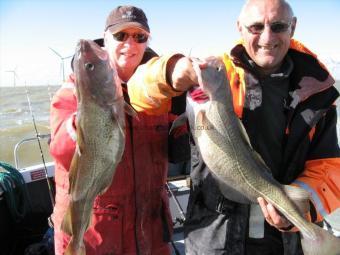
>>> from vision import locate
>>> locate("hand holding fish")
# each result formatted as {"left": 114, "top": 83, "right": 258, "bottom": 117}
{"left": 258, "top": 185, "right": 314, "bottom": 232}
{"left": 186, "top": 57, "right": 340, "bottom": 255}
{"left": 167, "top": 56, "right": 204, "bottom": 92}
{"left": 258, "top": 197, "right": 294, "bottom": 231}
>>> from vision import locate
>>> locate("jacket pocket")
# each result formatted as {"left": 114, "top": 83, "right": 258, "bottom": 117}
{"left": 90, "top": 198, "right": 123, "bottom": 254}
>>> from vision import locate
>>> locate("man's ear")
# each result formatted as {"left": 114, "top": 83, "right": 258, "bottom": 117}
{"left": 290, "top": 17, "right": 297, "bottom": 38}
{"left": 237, "top": 20, "right": 243, "bottom": 33}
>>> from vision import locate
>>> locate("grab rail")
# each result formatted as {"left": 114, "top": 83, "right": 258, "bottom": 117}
{"left": 13, "top": 133, "right": 51, "bottom": 169}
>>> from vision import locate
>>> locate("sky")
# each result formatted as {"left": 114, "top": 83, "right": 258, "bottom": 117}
{"left": 1, "top": 0, "right": 340, "bottom": 87}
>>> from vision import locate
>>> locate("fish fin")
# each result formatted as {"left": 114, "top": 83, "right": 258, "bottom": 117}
{"left": 196, "top": 109, "right": 227, "bottom": 147}
{"left": 98, "top": 166, "right": 117, "bottom": 196}
{"left": 196, "top": 109, "right": 206, "bottom": 136}
{"left": 110, "top": 105, "right": 126, "bottom": 138}
{"left": 197, "top": 108, "right": 234, "bottom": 147}
{"left": 283, "top": 185, "right": 310, "bottom": 215}
{"left": 117, "top": 123, "right": 125, "bottom": 141}
{"left": 64, "top": 238, "right": 86, "bottom": 255}
{"left": 124, "top": 102, "right": 139, "bottom": 119}
{"left": 76, "top": 125, "right": 86, "bottom": 155}
{"left": 76, "top": 144, "right": 81, "bottom": 156}
{"left": 237, "top": 118, "right": 252, "bottom": 148}
{"left": 169, "top": 112, "right": 187, "bottom": 134}
{"left": 68, "top": 153, "right": 80, "bottom": 194}
{"left": 283, "top": 185, "right": 310, "bottom": 200}
{"left": 99, "top": 187, "right": 109, "bottom": 196}
{"left": 300, "top": 223, "right": 340, "bottom": 255}
{"left": 61, "top": 206, "right": 73, "bottom": 235}
{"left": 251, "top": 148, "right": 271, "bottom": 175}
{"left": 237, "top": 118, "right": 269, "bottom": 168}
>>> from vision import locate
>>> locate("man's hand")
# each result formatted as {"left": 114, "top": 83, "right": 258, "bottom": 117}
{"left": 257, "top": 197, "right": 293, "bottom": 231}
{"left": 167, "top": 56, "right": 202, "bottom": 92}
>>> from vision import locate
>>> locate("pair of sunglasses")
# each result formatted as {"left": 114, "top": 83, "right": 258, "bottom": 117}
{"left": 112, "top": 32, "right": 148, "bottom": 43}
{"left": 245, "top": 21, "right": 292, "bottom": 34}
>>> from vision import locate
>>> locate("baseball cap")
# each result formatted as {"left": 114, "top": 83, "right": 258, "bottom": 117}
{"left": 105, "top": 5, "right": 150, "bottom": 34}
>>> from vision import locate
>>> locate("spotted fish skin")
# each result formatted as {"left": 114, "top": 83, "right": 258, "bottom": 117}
{"left": 61, "top": 39, "right": 125, "bottom": 255}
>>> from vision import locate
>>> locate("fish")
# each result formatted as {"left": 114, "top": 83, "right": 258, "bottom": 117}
{"left": 61, "top": 39, "right": 126, "bottom": 255}
{"left": 184, "top": 57, "right": 340, "bottom": 255}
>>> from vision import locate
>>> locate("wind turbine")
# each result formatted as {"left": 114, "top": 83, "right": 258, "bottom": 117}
{"left": 329, "top": 57, "right": 340, "bottom": 76}
{"left": 5, "top": 67, "right": 18, "bottom": 87}
{"left": 49, "top": 47, "right": 73, "bottom": 82}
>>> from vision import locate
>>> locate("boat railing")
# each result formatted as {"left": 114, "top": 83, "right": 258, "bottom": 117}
{"left": 13, "top": 133, "right": 51, "bottom": 170}
{"left": 11, "top": 133, "right": 190, "bottom": 235}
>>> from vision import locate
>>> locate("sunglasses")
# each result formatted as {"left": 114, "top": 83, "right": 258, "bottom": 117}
{"left": 245, "top": 21, "right": 292, "bottom": 35}
{"left": 112, "top": 32, "right": 148, "bottom": 43}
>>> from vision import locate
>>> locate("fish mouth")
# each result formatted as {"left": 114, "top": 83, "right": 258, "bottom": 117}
{"left": 77, "top": 39, "right": 108, "bottom": 61}
{"left": 189, "top": 87, "right": 209, "bottom": 103}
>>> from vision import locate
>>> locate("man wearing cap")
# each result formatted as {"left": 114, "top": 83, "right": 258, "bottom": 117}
{"left": 50, "top": 5, "right": 194, "bottom": 255}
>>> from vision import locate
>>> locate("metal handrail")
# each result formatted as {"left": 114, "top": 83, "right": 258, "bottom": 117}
{"left": 13, "top": 133, "right": 51, "bottom": 169}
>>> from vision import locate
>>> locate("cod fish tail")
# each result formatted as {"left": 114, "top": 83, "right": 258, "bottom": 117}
{"left": 301, "top": 223, "right": 340, "bottom": 255}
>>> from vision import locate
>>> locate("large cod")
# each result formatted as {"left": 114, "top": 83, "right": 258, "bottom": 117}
{"left": 185, "top": 57, "right": 340, "bottom": 255}
{"left": 61, "top": 40, "right": 126, "bottom": 255}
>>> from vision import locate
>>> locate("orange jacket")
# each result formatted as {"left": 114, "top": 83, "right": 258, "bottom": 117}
{"left": 50, "top": 53, "right": 178, "bottom": 255}
{"left": 221, "top": 39, "right": 340, "bottom": 223}
{"left": 129, "top": 39, "right": 340, "bottom": 224}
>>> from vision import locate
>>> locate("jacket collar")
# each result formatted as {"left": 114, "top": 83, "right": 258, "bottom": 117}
{"left": 230, "top": 39, "right": 336, "bottom": 105}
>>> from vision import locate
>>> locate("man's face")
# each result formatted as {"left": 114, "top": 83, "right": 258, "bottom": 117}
{"left": 105, "top": 27, "right": 148, "bottom": 79}
{"left": 237, "top": 0, "right": 296, "bottom": 75}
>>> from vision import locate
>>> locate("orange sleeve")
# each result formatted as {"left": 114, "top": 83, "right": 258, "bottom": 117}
{"left": 128, "top": 55, "right": 183, "bottom": 115}
{"left": 49, "top": 79, "right": 78, "bottom": 171}
{"left": 293, "top": 158, "right": 340, "bottom": 222}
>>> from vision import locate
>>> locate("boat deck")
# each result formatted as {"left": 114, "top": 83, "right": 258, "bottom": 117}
{"left": 172, "top": 230, "right": 185, "bottom": 255}
{"left": 1, "top": 160, "right": 190, "bottom": 255}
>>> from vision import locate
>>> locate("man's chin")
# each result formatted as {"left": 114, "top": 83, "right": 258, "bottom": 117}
{"left": 119, "top": 59, "right": 134, "bottom": 67}
{"left": 257, "top": 58, "right": 278, "bottom": 68}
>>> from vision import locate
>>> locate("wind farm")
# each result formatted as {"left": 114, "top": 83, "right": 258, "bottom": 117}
{"left": 48, "top": 47, "right": 73, "bottom": 82}
{"left": 5, "top": 67, "right": 18, "bottom": 87}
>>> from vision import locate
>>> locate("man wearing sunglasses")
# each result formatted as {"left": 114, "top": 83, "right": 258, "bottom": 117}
{"left": 128, "top": 0, "right": 340, "bottom": 254}
{"left": 50, "top": 5, "right": 194, "bottom": 255}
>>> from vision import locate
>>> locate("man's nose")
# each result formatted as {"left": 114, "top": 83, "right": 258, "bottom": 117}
{"left": 260, "top": 25, "right": 276, "bottom": 42}
{"left": 124, "top": 35, "right": 136, "bottom": 45}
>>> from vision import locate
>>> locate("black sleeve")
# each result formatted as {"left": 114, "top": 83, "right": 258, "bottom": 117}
{"left": 308, "top": 105, "right": 340, "bottom": 159}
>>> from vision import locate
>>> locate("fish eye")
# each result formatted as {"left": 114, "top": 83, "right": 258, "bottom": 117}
{"left": 85, "top": 63, "right": 94, "bottom": 71}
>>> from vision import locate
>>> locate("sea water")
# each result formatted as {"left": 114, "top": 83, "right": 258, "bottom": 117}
{"left": 1, "top": 82, "right": 340, "bottom": 169}
{"left": 0, "top": 85, "right": 59, "bottom": 168}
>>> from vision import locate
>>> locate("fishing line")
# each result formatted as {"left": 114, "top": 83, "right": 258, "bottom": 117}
{"left": 24, "top": 83, "right": 55, "bottom": 207}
